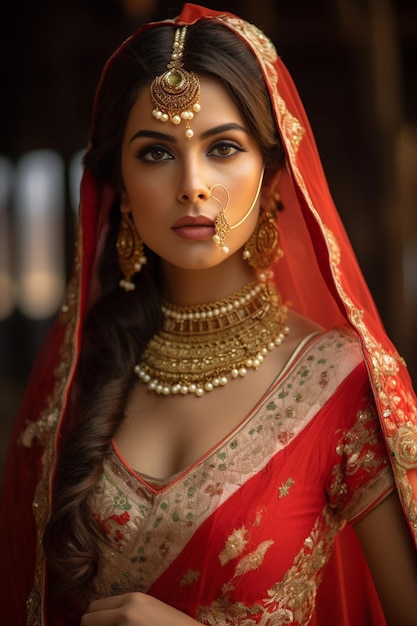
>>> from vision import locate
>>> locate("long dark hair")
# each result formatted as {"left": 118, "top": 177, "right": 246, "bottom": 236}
{"left": 43, "top": 18, "right": 285, "bottom": 605}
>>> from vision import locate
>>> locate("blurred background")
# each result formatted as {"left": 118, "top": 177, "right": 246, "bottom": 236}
{"left": 1, "top": 0, "right": 416, "bottom": 477}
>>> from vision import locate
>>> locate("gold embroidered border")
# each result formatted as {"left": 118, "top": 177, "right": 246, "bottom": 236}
{"left": 25, "top": 251, "right": 81, "bottom": 625}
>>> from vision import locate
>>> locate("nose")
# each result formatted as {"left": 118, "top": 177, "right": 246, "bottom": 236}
{"left": 178, "top": 187, "right": 210, "bottom": 203}
{"left": 177, "top": 161, "right": 211, "bottom": 204}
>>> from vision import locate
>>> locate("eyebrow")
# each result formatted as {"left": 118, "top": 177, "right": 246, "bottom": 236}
{"left": 129, "top": 123, "right": 249, "bottom": 144}
{"left": 129, "top": 129, "right": 177, "bottom": 144}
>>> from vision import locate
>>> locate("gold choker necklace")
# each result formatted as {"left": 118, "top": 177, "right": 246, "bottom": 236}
{"left": 134, "top": 277, "right": 289, "bottom": 397}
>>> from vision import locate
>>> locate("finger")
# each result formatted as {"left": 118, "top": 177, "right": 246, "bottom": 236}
{"left": 81, "top": 607, "right": 121, "bottom": 626}
{"left": 85, "top": 594, "right": 128, "bottom": 613}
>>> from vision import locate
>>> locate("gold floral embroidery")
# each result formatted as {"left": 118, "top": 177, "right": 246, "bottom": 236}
{"left": 234, "top": 540, "right": 274, "bottom": 577}
{"left": 197, "top": 508, "right": 342, "bottom": 626}
{"left": 219, "top": 528, "right": 249, "bottom": 566}
{"left": 392, "top": 424, "right": 417, "bottom": 470}
{"left": 220, "top": 16, "right": 278, "bottom": 63}
{"left": 180, "top": 569, "right": 200, "bottom": 587}
{"left": 278, "top": 478, "right": 295, "bottom": 498}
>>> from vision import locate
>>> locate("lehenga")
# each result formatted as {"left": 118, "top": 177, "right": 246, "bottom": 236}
{"left": 1, "top": 4, "right": 416, "bottom": 626}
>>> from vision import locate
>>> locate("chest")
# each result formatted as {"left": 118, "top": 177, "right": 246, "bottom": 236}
{"left": 114, "top": 349, "right": 288, "bottom": 479}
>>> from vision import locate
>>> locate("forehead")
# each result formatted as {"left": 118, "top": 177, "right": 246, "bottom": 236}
{"left": 123, "top": 76, "right": 249, "bottom": 140}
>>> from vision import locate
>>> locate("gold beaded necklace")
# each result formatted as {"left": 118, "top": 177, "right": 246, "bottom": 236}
{"left": 134, "top": 276, "right": 290, "bottom": 398}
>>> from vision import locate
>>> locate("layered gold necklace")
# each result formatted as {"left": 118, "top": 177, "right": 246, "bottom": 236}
{"left": 134, "top": 277, "right": 289, "bottom": 397}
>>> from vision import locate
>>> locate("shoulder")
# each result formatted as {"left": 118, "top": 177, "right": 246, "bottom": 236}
{"left": 288, "top": 310, "right": 363, "bottom": 367}
{"left": 285, "top": 312, "right": 368, "bottom": 394}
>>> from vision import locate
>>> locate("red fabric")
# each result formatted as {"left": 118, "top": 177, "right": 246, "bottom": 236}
{"left": 1, "top": 4, "right": 416, "bottom": 625}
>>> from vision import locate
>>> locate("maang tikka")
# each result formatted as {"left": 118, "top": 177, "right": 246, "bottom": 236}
{"left": 150, "top": 27, "right": 201, "bottom": 139}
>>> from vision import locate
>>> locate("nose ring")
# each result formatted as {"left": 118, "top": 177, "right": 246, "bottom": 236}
{"left": 208, "top": 184, "right": 231, "bottom": 255}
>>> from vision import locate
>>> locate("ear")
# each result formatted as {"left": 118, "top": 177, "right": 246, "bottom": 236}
{"left": 119, "top": 190, "right": 130, "bottom": 214}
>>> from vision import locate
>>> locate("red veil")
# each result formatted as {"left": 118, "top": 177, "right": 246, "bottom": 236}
{"left": 1, "top": 4, "right": 416, "bottom": 625}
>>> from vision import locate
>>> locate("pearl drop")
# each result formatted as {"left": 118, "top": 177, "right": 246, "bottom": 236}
{"left": 242, "top": 249, "right": 251, "bottom": 259}
{"left": 193, "top": 103, "right": 201, "bottom": 112}
{"left": 185, "top": 128, "right": 194, "bottom": 138}
{"left": 231, "top": 369, "right": 239, "bottom": 378}
{"left": 219, "top": 376, "right": 228, "bottom": 386}
{"left": 189, "top": 384, "right": 197, "bottom": 393}
{"left": 196, "top": 387, "right": 204, "bottom": 397}
{"left": 238, "top": 368, "right": 247, "bottom": 377}
{"left": 221, "top": 246, "right": 229, "bottom": 255}
{"left": 205, "top": 382, "right": 214, "bottom": 392}
{"left": 134, "top": 365, "right": 140, "bottom": 374}
{"left": 180, "top": 385, "right": 189, "bottom": 395}
{"left": 245, "top": 359, "right": 253, "bottom": 368}
{"left": 213, "top": 234, "right": 221, "bottom": 244}
{"left": 172, "top": 115, "right": 181, "bottom": 125}
{"left": 212, "top": 378, "right": 220, "bottom": 386}
{"left": 161, "top": 113, "right": 169, "bottom": 122}
{"left": 162, "top": 386, "right": 170, "bottom": 395}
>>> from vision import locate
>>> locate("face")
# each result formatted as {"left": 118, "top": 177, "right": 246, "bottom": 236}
{"left": 120, "top": 76, "right": 265, "bottom": 272}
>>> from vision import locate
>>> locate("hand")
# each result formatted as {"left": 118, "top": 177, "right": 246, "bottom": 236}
{"left": 81, "top": 592, "right": 201, "bottom": 626}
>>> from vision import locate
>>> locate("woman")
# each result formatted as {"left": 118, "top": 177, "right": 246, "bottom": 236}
{"left": 1, "top": 4, "right": 417, "bottom": 625}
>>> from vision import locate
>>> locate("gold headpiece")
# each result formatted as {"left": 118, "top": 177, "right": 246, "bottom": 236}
{"left": 150, "top": 27, "right": 201, "bottom": 139}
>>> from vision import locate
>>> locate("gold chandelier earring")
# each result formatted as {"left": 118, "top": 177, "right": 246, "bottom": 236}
{"left": 116, "top": 212, "right": 147, "bottom": 291}
{"left": 243, "top": 193, "right": 284, "bottom": 270}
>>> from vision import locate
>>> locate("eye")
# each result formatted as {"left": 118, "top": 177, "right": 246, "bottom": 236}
{"left": 136, "top": 145, "right": 174, "bottom": 163}
{"left": 208, "top": 141, "right": 246, "bottom": 158}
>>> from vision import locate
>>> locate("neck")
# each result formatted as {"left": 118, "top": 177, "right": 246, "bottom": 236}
{"left": 161, "top": 255, "right": 256, "bottom": 306}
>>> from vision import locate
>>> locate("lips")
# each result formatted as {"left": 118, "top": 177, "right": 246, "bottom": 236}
{"left": 172, "top": 215, "right": 215, "bottom": 241}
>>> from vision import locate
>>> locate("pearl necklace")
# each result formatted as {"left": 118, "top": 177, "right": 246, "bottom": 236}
{"left": 134, "top": 275, "right": 289, "bottom": 397}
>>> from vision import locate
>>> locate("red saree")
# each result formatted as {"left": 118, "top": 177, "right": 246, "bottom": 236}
{"left": 1, "top": 4, "right": 416, "bottom": 625}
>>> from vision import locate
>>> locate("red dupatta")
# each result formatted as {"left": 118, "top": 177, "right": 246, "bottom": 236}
{"left": 1, "top": 4, "right": 416, "bottom": 625}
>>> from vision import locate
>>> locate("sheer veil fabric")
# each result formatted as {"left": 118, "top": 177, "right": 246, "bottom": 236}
{"left": 1, "top": 4, "right": 416, "bottom": 625}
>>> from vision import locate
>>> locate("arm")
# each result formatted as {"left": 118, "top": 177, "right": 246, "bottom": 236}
{"left": 81, "top": 593, "right": 202, "bottom": 626}
{"left": 354, "top": 490, "right": 417, "bottom": 626}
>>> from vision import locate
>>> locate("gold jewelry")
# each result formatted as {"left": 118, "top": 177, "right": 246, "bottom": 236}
{"left": 211, "top": 168, "right": 265, "bottom": 256}
{"left": 150, "top": 27, "right": 201, "bottom": 139}
{"left": 116, "top": 212, "right": 147, "bottom": 291}
{"left": 210, "top": 184, "right": 230, "bottom": 255}
{"left": 134, "top": 276, "right": 289, "bottom": 397}
{"left": 243, "top": 193, "right": 283, "bottom": 269}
